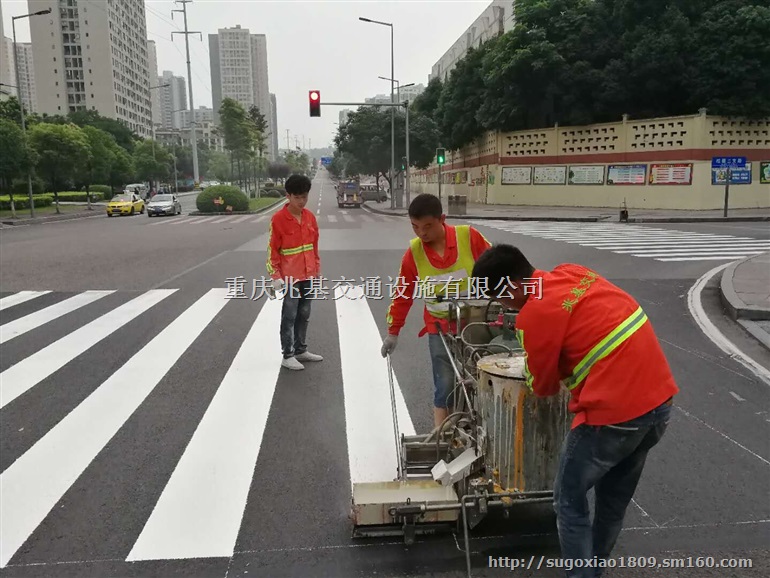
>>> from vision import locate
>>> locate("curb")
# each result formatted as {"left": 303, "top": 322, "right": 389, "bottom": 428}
{"left": 737, "top": 320, "right": 770, "bottom": 351}
{"left": 0, "top": 209, "right": 105, "bottom": 226}
{"left": 627, "top": 216, "right": 770, "bottom": 223}
{"left": 719, "top": 254, "right": 770, "bottom": 321}
{"left": 187, "top": 197, "right": 284, "bottom": 216}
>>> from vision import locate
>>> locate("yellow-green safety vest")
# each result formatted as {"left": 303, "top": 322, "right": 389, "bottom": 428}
{"left": 410, "top": 225, "right": 476, "bottom": 319}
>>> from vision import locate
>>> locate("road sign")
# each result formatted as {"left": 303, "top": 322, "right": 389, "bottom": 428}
{"left": 711, "top": 156, "right": 746, "bottom": 169}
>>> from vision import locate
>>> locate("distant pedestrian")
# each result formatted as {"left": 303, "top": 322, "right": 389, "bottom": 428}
{"left": 267, "top": 174, "right": 323, "bottom": 370}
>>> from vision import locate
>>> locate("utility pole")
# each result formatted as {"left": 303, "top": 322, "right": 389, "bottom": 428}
{"left": 286, "top": 129, "right": 290, "bottom": 151}
{"left": 172, "top": 0, "right": 201, "bottom": 185}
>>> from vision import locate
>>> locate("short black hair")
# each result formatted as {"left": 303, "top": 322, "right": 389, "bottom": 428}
{"left": 408, "top": 193, "right": 442, "bottom": 219}
{"left": 285, "top": 174, "right": 312, "bottom": 195}
{"left": 472, "top": 244, "right": 535, "bottom": 295}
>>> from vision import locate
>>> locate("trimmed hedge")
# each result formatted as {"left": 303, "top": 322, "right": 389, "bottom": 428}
{"left": 262, "top": 189, "right": 283, "bottom": 198}
{"left": 196, "top": 185, "right": 249, "bottom": 213}
{"left": 0, "top": 195, "right": 54, "bottom": 211}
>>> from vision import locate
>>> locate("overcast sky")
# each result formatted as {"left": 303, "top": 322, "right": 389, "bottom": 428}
{"left": 3, "top": 0, "right": 490, "bottom": 150}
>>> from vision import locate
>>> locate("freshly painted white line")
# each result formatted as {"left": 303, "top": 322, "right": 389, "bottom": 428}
{"left": 335, "top": 285, "right": 415, "bottom": 485}
{"left": 687, "top": 262, "right": 770, "bottom": 386}
{"left": 0, "top": 291, "right": 51, "bottom": 311}
{"left": 0, "top": 289, "right": 228, "bottom": 569}
{"left": 0, "top": 290, "right": 115, "bottom": 345}
{"left": 729, "top": 391, "right": 746, "bottom": 402}
{"left": 0, "top": 290, "right": 175, "bottom": 409}
{"left": 127, "top": 296, "right": 283, "bottom": 561}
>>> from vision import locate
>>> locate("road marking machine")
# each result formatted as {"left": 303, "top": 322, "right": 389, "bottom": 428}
{"left": 350, "top": 298, "right": 572, "bottom": 576}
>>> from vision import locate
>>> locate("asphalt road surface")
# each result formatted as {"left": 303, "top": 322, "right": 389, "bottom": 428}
{"left": 1, "top": 169, "right": 768, "bottom": 578}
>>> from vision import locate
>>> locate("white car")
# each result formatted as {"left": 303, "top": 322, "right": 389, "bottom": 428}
{"left": 147, "top": 193, "right": 182, "bottom": 217}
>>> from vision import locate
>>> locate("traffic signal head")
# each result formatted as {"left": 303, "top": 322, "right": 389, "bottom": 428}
{"left": 436, "top": 148, "right": 446, "bottom": 165}
{"left": 309, "top": 90, "right": 321, "bottom": 117}
{"left": 401, "top": 156, "right": 407, "bottom": 171}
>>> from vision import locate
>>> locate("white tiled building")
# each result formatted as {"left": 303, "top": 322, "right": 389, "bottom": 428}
{"left": 209, "top": 25, "right": 275, "bottom": 160}
{"left": 147, "top": 40, "right": 161, "bottom": 127}
{"left": 158, "top": 70, "right": 187, "bottom": 130}
{"left": 27, "top": 0, "right": 153, "bottom": 137}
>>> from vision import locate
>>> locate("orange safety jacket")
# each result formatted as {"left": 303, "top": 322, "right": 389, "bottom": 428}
{"left": 515, "top": 264, "right": 679, "bottom": 428}
{"left": 266, "top": 205, "right": 320, "bottom": 281}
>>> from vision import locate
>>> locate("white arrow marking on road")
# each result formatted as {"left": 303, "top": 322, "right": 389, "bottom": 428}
{"left": 0, "top": 289, "right": 175, "bottom": 410}
{"left": 127, "top": 296, "right": 283, "bottom": 561}
{"left": 335, "top": 285, "right": 415, "bottom": 486}
{"left": 0, "top": 288, "right": 228, "bottom": 569}
{"left": 0, "top": 291, "right": 51, "bottom": 311}
{"left": 0, "top": 290, "right": 114, "bottom": 345}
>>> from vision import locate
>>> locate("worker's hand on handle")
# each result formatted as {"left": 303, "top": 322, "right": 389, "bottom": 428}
{"left": 381, "top": 334, "right": 398, "bottom": 358}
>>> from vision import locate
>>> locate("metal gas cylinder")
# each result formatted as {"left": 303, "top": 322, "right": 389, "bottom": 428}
{"left": 475, "top": 353, "right": 572, "bottom": 493}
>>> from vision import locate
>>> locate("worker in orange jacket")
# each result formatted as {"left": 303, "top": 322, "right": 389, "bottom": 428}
{"left": 471, "top": 244, "right": 678, "bottom": 578}
{"left": 267, "top": 174, "right": 323, "bottom": 371}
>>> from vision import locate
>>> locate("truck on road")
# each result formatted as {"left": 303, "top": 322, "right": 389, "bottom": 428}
{"left": 337, "top": 178, "right": 362, "bottom": 208}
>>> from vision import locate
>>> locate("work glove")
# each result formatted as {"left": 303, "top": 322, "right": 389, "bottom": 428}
{"left": 381, "top": 334, "right": 398, "bottom": 357}
{"left": 272, "top": 278, "right": 285, "bottom": 295}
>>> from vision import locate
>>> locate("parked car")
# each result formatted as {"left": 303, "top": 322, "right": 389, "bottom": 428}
{"left": 106, "top": 193, "right": 144, "bottom": 217}
{"left": 147, "top": 193, "right": 182, "bottom": 217}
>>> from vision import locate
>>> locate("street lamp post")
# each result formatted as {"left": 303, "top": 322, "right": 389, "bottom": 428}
{"left": 360, "top": 17, "right": 395, "bottom": 209}
{"left": 13, "top": 7, "right": 52, "bottom": 218}
{"left": 379, "top": 78, "right": 414, "bottom": 205}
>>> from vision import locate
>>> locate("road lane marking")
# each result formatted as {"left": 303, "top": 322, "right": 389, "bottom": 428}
{"left": 127, "top": 296, "right": 282, "bottom": 561}
{"left": 0, "top": 290, "right": 114, "bottom": 345}
{"left": 328, "top": 215, "right": 337, "bottom": 223}
{"left": 0, "top": 289, "right": 227, "bottom": 569}
{"left": 0, "top": 290, "right": 175, "bottom": 410}
{"left": 231, "top": 215, "right": 253, "bottom": 223}
{"left": 729, "top": 391, "right": 746, "bottom": 402}
{"left": 0, "top": 291, "right": 51, "bottom": 311}
{"left": 659, "top": 255, "right": 763, "bottom": 261}
{"left": 334, "top": 285, "right": 415, "bottom": 485}
{"left": 187, "top": 217, "right": 217, "bottom": 225}
{"left": 687, "top": 262, "right": 770, "bottom": 387}
{"left": 342, "top": 215, "right": 355, "bottom": 223}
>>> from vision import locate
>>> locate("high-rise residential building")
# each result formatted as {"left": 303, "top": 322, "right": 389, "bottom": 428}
{"left": 209, "top": 25, "right": 275, "bottom": 160}
{"left": 147, "top": 40, "right": 161, "bottom": 127}
{"left": 14, "top": 43, "right": 38, "bottom": 114}
{"left": 27, "top": 0, "right": 153, "bottom": 137}
{"left": 158, "top": 70, "right": 186, "bottom": 130}
{"left": 178, "top": 106, "right": 213, "bottom": 129}
{"left": 0, "top": 3, "right": 9, "bottom": 102}
{"left": 339, "top": 109, "right": 351, "bottom": 126}
{"left": 364, "top": 84, "right": 425, "bottom": 106}
{"left": 269, "top": 93, "right": 278, "bottom": 161}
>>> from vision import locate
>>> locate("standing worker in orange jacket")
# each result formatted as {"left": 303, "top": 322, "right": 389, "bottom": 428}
{"left": 471, "top": 244, "right": 678, "bottom": 577}
{"left": 267, "top": 174, "right": 324, "bottom": 371}
{"left": 380, "top": 193, "right": 492, "bottom": 428}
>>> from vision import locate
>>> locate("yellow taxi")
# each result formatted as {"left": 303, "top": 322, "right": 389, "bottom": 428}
{"left": 107, "top": 192, "right": 145, "bottom": 217}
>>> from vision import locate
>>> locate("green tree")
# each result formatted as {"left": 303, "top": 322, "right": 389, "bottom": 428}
{"left": 132, "top": 140, "right": 171, "bottom": 188}
{"left": 218, "top": 98, "right": 254, "bottom": 189}
{"left": 110, "top": 148, "right": 134, "bottom": 195}
{"left": 29, "top": 123, "right": 92, "bottom": 213}
{"left": 67, "top": 109, "right": 138, "bottom": 152}
{"left": 79, "top": 126, "right": 117, "bottom": 210}
{"left": 0, "top": 118, "right": 38, "bottom": 218}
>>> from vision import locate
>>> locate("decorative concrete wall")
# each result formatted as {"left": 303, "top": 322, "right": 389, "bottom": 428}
{"left": 411, "top": 111, "right": 770, "bottom": 210}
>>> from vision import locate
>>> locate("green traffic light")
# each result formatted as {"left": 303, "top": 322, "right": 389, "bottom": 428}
{"left": 436, "top": 147, "right": 446, "bottom": 165}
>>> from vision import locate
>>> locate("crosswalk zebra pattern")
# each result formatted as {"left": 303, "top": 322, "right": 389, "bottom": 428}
{"left": 145, "top": 211, "right": 399, "bottom": 226}
{"left": 468, "top": 220, "right": 770, "bottom": 262}
{"left": 0, "top": 287, "right": 414, "bottom": 568}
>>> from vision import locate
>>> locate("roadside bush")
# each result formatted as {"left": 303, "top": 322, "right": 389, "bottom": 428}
{"left": 10, "top": 177, "right": 46, "bottom": 196}
{"left": 196, "top": 185, "right": 249, "bottom": 213}
{"left": 262, "top": 189, "right": 282, "bottom": 198}
{"left": 0, "top": 195, "right": 54, "bottom": 210}
{"left": 84, "top": 185, "right": 113, "bottom": 197}
{"left": 55, "top": 191, "right": 104, "bottom": 202}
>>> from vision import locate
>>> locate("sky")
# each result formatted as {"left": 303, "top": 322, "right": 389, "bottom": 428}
{"left": 3, "top": 0, "right": 491, "bottom": 151}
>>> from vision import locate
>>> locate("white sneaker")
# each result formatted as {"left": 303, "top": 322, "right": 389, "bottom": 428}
{"left": 281, "top": 357, "right": 304, "bottom": 370}
{"left": 296, "top": 351, "right": 323, "bottom": 362}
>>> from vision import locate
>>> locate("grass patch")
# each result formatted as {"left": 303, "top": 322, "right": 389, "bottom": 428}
{"left": 250, "top": 197, "right": 284, "bottom": 211}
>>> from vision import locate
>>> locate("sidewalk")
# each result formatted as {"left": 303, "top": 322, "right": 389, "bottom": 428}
{"left": 720, "top": 252, "right": 770, "bottom": 350}
{"left": 363, "top": 201, "right": 770, "bottom": 223}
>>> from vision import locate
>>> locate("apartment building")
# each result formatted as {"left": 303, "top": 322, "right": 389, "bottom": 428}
{"left": 0, "top": 3, "right": 9, "bottom": 101}
{"left": 147, "top": 39, "right": 161, "bottom": 127}
{"left": 178, "top": 106, "right": 213, "bottom": 129}
{"left": 209, "top": 25, "right": 275, "bottom": 160}
{"left": 27, "top": 0, "right": 153, "bottom": 137}
{"left": 269, "top": 93, "right": 278, "bottom": 161}
{"left": 158, "top": 70, "right": 186, "bottom": 130}
{"left": 429, "top": 0, "right": 515, "bottom": 83}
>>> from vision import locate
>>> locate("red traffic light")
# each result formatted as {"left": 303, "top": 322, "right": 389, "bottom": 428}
{"left": 309, "top": 90, "right": 321, "bottom": 117}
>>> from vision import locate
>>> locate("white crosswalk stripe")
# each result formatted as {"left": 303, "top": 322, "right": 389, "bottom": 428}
{"left": 147, "top": 213, "right": 395, "bottom": 226}
{"left": 468, "top": 220, "right": 770, "bottom": 262}
{"left": 0, "top": 287, "right": 419, "bottom": 568}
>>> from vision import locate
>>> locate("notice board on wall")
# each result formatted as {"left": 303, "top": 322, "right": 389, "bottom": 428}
{"left": 533, "top": 166, "right": 567, "bottom": 184}
{"left": 649, "top": 163, "right": 693, "bottom": 185}
{"left": 501, "top": 166, "right": 532, "bottom": 184}
{"left": 568, "top": 165, "right": 605, "bottom": 185}
{"left": 607, "top": 164, "right": 646, "bottom": 185}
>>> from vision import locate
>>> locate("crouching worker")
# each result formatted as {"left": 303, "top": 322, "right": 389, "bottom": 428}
{"left": 471, "top": 244, "right": 678, "bottom": 578}
{"left": 380, "top": 193, "right": 491, "bottom": 428}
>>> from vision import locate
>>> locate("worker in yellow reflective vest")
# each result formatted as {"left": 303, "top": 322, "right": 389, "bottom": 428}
{"left": 471, "top": 243, "right": 679, "bottom": 578}
{"left": 381, "top": 193, "right": 491, "bottom": 427}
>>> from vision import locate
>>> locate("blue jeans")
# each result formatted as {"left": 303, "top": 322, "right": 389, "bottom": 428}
{"left": 280, "top": 280, "right": 312, "bottom": 359}
{"left": 428, "top": 333, "right": 455, "bottom": 409}
{"left": 553, "top": 398, "right": 673, "bottom": 577}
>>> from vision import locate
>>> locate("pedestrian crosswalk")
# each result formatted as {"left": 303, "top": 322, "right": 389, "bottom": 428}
{"left": 0, "top": 287, "right": 415, "bottom": 569}
{"left": 468, "top": 220, "right": 770, "bottom": 262}
{"left": 145, "top": 211, "right": 399, "bottom": 227}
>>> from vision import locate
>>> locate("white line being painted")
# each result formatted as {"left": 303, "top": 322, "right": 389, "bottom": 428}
{"left": 0, "top": 289, "right": 228, "bottom": 569}
{"left": 687, "top": 262, "right": 770, "bottom": 387}
{"left": 0, "top": 291, "right": 51, "bottom": 311}
{"left": 0, "top": 290, "right": 174, "bottom": 409}
{"left": 335, "top": 285, "right": 415, "bottom": 485}
{"left": 127, "top": 296, "right": 283, "bottom": 561}
{"left": 0, "top": 290, "right": 114, "bottom": 345}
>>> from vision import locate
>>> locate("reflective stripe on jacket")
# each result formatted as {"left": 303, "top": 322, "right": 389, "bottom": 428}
{"left": 410, "top": 225, "right": 476, "bottom": 319}
{"left": 266, "top": 205, "right": 320, "bottom": 281}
